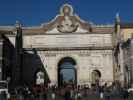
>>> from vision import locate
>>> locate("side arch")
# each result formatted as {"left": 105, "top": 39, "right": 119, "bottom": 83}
{"left": 91, "top": 69, "right": 101, "bottom": 85}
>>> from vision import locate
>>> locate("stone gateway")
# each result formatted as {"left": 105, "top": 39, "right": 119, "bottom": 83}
{"left": 0, "top": 4, "right": 115, "bottom": 87}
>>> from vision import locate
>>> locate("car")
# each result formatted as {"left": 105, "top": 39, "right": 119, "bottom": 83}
{"left": 128, "top": 88, "right": 133, "bottom": 93}
{"left": 0, "top": 81, "right": 10, "bottom": 98}
{"left": 0, "top": 81, "right": 8, "bottom": 94}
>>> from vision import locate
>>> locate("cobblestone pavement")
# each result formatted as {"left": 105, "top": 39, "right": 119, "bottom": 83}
{"left": 9, "top": 93, "right": 133, "bottom": 100}
{"left": 47, "top": 93, "right": 133, "bottom": 100}
{"left": 9, "top": 95, "right": 133, "bottom": 100}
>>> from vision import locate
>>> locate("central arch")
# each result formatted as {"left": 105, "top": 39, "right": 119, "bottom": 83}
{"left": 58, "top": 57, "right": 77, "bottom": 87}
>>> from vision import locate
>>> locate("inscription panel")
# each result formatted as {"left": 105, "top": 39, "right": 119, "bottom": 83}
{"left": 23, "top": 34, "right": 112, "bottom": 48}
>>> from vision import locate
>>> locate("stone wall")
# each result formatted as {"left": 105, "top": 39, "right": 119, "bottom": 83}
{"left": 35, "top": 50, "right": 113, "bottom": 86}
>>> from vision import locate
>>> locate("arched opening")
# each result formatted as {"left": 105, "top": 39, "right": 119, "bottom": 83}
{"left": 91, "top": 70, "right": 101, "bottom": 85}
{"left": 58, "top": 57, "right": 77, "bottom": 87}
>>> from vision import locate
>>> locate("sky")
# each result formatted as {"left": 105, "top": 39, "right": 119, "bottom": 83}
{"left": 0, "top": 0, "right": 133, "bottom": 26}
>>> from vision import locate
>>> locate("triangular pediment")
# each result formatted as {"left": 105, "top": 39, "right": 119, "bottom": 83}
{"left": 0, "top": 4, "right": 114, "bottom": 35}
{"left": 20, "top": 4, "right": 113, "bottom": 35}
{"left": 42, "top": 4, "right": 92, "bottom": 34}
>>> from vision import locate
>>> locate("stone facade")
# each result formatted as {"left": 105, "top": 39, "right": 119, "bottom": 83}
{"left": 0, "top": 4, "right": 115, "bottom": 86}
{"left": 33, "top": 50, "right": 113, "bottom": 85}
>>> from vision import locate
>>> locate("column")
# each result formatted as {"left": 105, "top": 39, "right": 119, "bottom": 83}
{"left": 0, "top": 39, "right": 3, "bottom": 80}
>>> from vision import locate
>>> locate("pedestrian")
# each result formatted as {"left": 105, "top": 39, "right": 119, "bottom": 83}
{"left": 104, "top": 87, "right": 111, "bottom": 100}
{"left": 35, "top": 93, "right": 39, "bottom": 100}
{"left": 0, "top": 91, "right": 7, "bottom": 100}
{"left": 64, "top": 87, "right": 71, "bottom": 100}
{"left": 99, "top": 86, "right": 104, "bottom": 99}
{"left": 77, "top": 91, "right": 82, "bottom": 100}
{"left": 122, "top": 88, "right": 129, "bottom": 100}
{"left": 51, "top": 92, "right": 56, "bottom": 100}
{"left": 7, "top": 92, "right": 10, "bottom": 100}
{"left": 18, "top": 90, "right": 24, "bottom": 100}
{"left": 51, "top": 86, "right": 56, "bottom": 100}
{"left": 43, "top": 85, "right": 47, "bottom": 100}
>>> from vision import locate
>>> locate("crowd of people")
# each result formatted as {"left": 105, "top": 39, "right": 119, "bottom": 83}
{"left": 1, "top": 82, "right": 132, "bottom": 100}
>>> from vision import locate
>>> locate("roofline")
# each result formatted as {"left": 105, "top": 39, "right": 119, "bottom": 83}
{"left": 120, "top": 23, "right": 133, "bottom": 28}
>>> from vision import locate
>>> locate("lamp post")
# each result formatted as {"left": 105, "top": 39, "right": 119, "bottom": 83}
{"left": 6, "top": 77, "right": 11, "bottom": 88}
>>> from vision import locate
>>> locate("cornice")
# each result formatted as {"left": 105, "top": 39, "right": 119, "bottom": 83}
{"left": 23, "top": 46, "right": 114, "bottom": 51}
